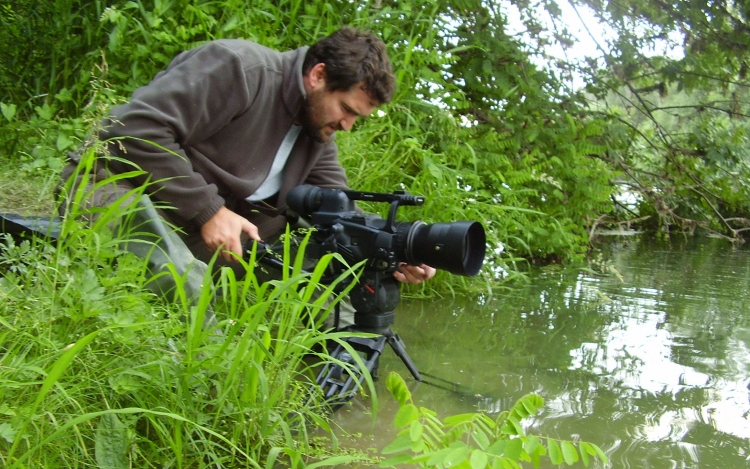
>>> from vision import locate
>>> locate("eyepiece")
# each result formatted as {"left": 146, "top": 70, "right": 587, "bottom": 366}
{"left": 286, "top": 184, "right": 355, "bottom": 216}
{"left": 286, "top": 185, "right": 322, "bottom": 215}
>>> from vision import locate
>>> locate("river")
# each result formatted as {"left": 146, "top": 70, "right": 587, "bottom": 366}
{"left": 331, "top": 236, "right": 750, "bottom": 468}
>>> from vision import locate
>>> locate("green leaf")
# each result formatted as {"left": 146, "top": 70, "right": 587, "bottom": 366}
{"left": 507, "top": 416, "right": 524, "bottom": 436}
{"left": 394, "top": 404, "right": 419, "bottom": 428}
{"left": 0, "top": 422, "right": 17, "bottom": 443}
{"left": 426, "top": 447, "right": 454, "bottom": 466}
{"left": 56, "top": 134, "right": 73, "bottom": 151}
{"left": 561, "top": 441, "right": 579, "bottom": 465}
{"left": 503, "top": 438, "right": 522, "bottom": 461}
{"left": 578, "top": 442, "right": 590, "bottom": 467}
{"left": 423, "top": 156, "right": 443, "bottom": 180}
{"left": 34, "top": 103, "right": 55, "bottom": 120}
{"left": 410, "top": 438, "right": 425, "bottom": 453}
{"left": 486, "top": 440, "right": 508, "bottom": 457}
{"left": 379, "top": 453, "right": 414, "bottom": 467}
{"left": 511, "top": 404, "right": 529, "bottom": 418}
{"left": 522, "top": 435, "right": 540, "bottom": 455}
{"left": 547, "top": 439, "right": 562, "bottom": 465}
{"left": 386, "top": 372, "right": 412, "bottom": 405}
{"left": 409, "top": 420, "right": 424, "bottom": 442}
{"left": 444, "top": 443, "right": 470, "bottom": 467}
{"left": 470, "top": 449, "right": 489, "bottom": 469}
{"left": 591, "top": 443, "right": 609, "bottom": 464}
{"left": 1, "top": 102, "right": 16, "bottom": 122}
{"left": 521, "top": 395, "right": 543, "bottom": 414}
{"left": 501, "top": 459, "right": 521, "bottom": 469}
{"left": 472, "top": 429, "right": 491, "bottom": 450}
{"left": 95, "top": 413, "right": 129, "bottom": 469}
{"left": 54, "top": 88, "right": 73, "bottom": 102}
{"left": 444, "top": 412, "right": 481, "bottom": 426}
{"left": 221, "top": 14, "right": 239, "bottom": 32}
{"left": 530, "top": 442, "right": 544, "bottom": 468}
{"left": 382, "top": 434, "right": 413, "bottom": 455}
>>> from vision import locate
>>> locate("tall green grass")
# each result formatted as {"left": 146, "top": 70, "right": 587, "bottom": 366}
{"left": 0, "top": 148, "right": 378, "bottom": 467}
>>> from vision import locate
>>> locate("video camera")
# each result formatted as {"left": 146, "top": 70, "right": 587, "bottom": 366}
{"left": 253, "top": 185, "right": 486, "bottom": 407}
{"left": 285, "top": 185, "right": 485, "bottom": 324}
{"left": 286, "top": 185, "right": 486, "bottom": 276}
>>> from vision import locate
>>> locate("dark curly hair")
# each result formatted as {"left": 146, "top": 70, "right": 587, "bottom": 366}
{"left": 303, "top": 27, "right": 396, "bottom": 104}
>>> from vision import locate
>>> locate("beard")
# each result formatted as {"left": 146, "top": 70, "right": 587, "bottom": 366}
{"left": 298, "top": 89, "right": 339, "bottom": 143}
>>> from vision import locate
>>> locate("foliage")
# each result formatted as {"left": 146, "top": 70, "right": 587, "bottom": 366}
{"left": 509, "top": 0, "right": 750, "bottom": 239}
{"left": 0, "top": 0, "right": 107, "bottom": 114}
{"left": 0, "top": 0, "right": 623, "bottom": 279}
{"left": 0, "top": 94, "right": 87, "bottom": 174}
{"left": 0, "top": 151, "right": 376, "bottom": 467}
{"left": 381, "top": 372, "right": 608, "bottom": 468}
{"left": 6, "top": 0, "right": 750, "bottom": 262}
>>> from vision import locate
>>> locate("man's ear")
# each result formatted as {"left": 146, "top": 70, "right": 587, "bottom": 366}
{"left": 307, "top": 62, "right": 327, "bottom": 90}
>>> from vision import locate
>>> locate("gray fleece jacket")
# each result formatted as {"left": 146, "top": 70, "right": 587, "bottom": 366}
{"left": 101, "top": 39, "right": 349, "bottom": 233}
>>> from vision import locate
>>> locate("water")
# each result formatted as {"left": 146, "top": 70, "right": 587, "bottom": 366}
{"left": 332, "top": 236, "right": 750, "bottom": 468}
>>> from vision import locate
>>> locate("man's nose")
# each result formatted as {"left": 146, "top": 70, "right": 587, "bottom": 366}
{"left": 340, "top": 114, "right": 357, "bottom": 131}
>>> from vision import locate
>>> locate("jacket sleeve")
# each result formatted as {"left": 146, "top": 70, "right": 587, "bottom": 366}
{"left": 101, "top": 42, "right": 256, "bottom": 225}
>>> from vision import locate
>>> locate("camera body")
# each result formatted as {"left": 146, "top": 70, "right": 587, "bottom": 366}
{"left": 286, "top": 185, "right": 486, "bottom": 324}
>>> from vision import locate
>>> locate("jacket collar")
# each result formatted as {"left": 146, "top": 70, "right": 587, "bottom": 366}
{"left": 282, "top": 46, "right": 309, "bottom": 119}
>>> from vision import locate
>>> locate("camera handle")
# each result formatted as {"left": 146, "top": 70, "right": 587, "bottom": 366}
{"left": 314, "top": 273, "right": 423, "bottom": 408}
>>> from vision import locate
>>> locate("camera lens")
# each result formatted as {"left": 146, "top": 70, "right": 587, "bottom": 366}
{"left": 395, "top": 221, "right": 486, "bottom": 277}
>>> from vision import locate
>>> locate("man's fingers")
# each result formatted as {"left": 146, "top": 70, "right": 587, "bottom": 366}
{"left": 393, "top": 263, "right": 435, "bottom": 284}
{"left": 422, "top": 264, "right": 437, "bottom": 281}
{"left": 225, "top": 237, "right": 243, "bottom": 260}
{"left": 242, "top": 220, "right": 261, "bottom": 242}
{"left": 200, "top": 208, "right": 261, "bottom": 263}
{"left": 399, "top": 268, "right": 419, "bottom": 283}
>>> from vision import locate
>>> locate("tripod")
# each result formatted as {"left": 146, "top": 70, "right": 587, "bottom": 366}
{"left": 313, "top": 271, "right": 423, "bottom": 406}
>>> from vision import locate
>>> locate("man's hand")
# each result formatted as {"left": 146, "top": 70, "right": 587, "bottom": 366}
{"left": 201, "top": 206, "right": 261, "bottom": 262}
{"left": 393, "top": 263, "right": 436, "bottom": 284}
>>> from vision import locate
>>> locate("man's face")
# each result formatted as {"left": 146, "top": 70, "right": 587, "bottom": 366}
{"left": 300, "top": 81, "right": 378, "bottom": 143}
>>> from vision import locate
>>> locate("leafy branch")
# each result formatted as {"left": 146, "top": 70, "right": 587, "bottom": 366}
{"left": 381, "top": 372, "right": 608, "bottom": 468}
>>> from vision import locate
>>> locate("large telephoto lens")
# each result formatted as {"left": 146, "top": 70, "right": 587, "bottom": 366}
{"left": 395, "top": 221, "right": 486, "bottom": 277}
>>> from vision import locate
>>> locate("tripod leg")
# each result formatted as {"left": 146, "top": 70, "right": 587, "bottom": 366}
{"left": 386, "top": 333, "right": 423, "bottom": 382}
{"left": 315, "top": 336, "right": 387, "bottom": 406}
{"left": 313, "top": 329, "right": 423, "bottom": 408}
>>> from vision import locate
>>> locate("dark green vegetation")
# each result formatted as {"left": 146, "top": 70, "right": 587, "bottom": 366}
{"left": 5, "top": 0, "right": 748, "bottom": 278}
{"left": 0, "top": 0, "right": 745, "bottom": 467}
{"left": 0, "top": 205, "right": 373, "bottom": 466}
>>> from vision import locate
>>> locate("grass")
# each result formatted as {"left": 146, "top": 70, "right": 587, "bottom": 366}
{"left": 0, "top": 162, "right": 58, "bottom": 217}
{"left": 0, "top": 152, "right": 379, "bottom": 468}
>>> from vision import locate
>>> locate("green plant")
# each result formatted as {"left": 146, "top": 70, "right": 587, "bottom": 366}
{"left": 0, "top": 147, "right": 380, "bottom": 467}
{"left": 381, "top": 372, "right": 608, "bottom": 468}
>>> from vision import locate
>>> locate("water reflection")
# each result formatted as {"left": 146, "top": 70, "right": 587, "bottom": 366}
{"left": 333, "top": 237, "right": 750, "bottom": 468}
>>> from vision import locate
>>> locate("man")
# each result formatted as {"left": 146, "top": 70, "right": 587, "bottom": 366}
{"left": 64, "top": 27, "right": 434, "bottom": 292}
